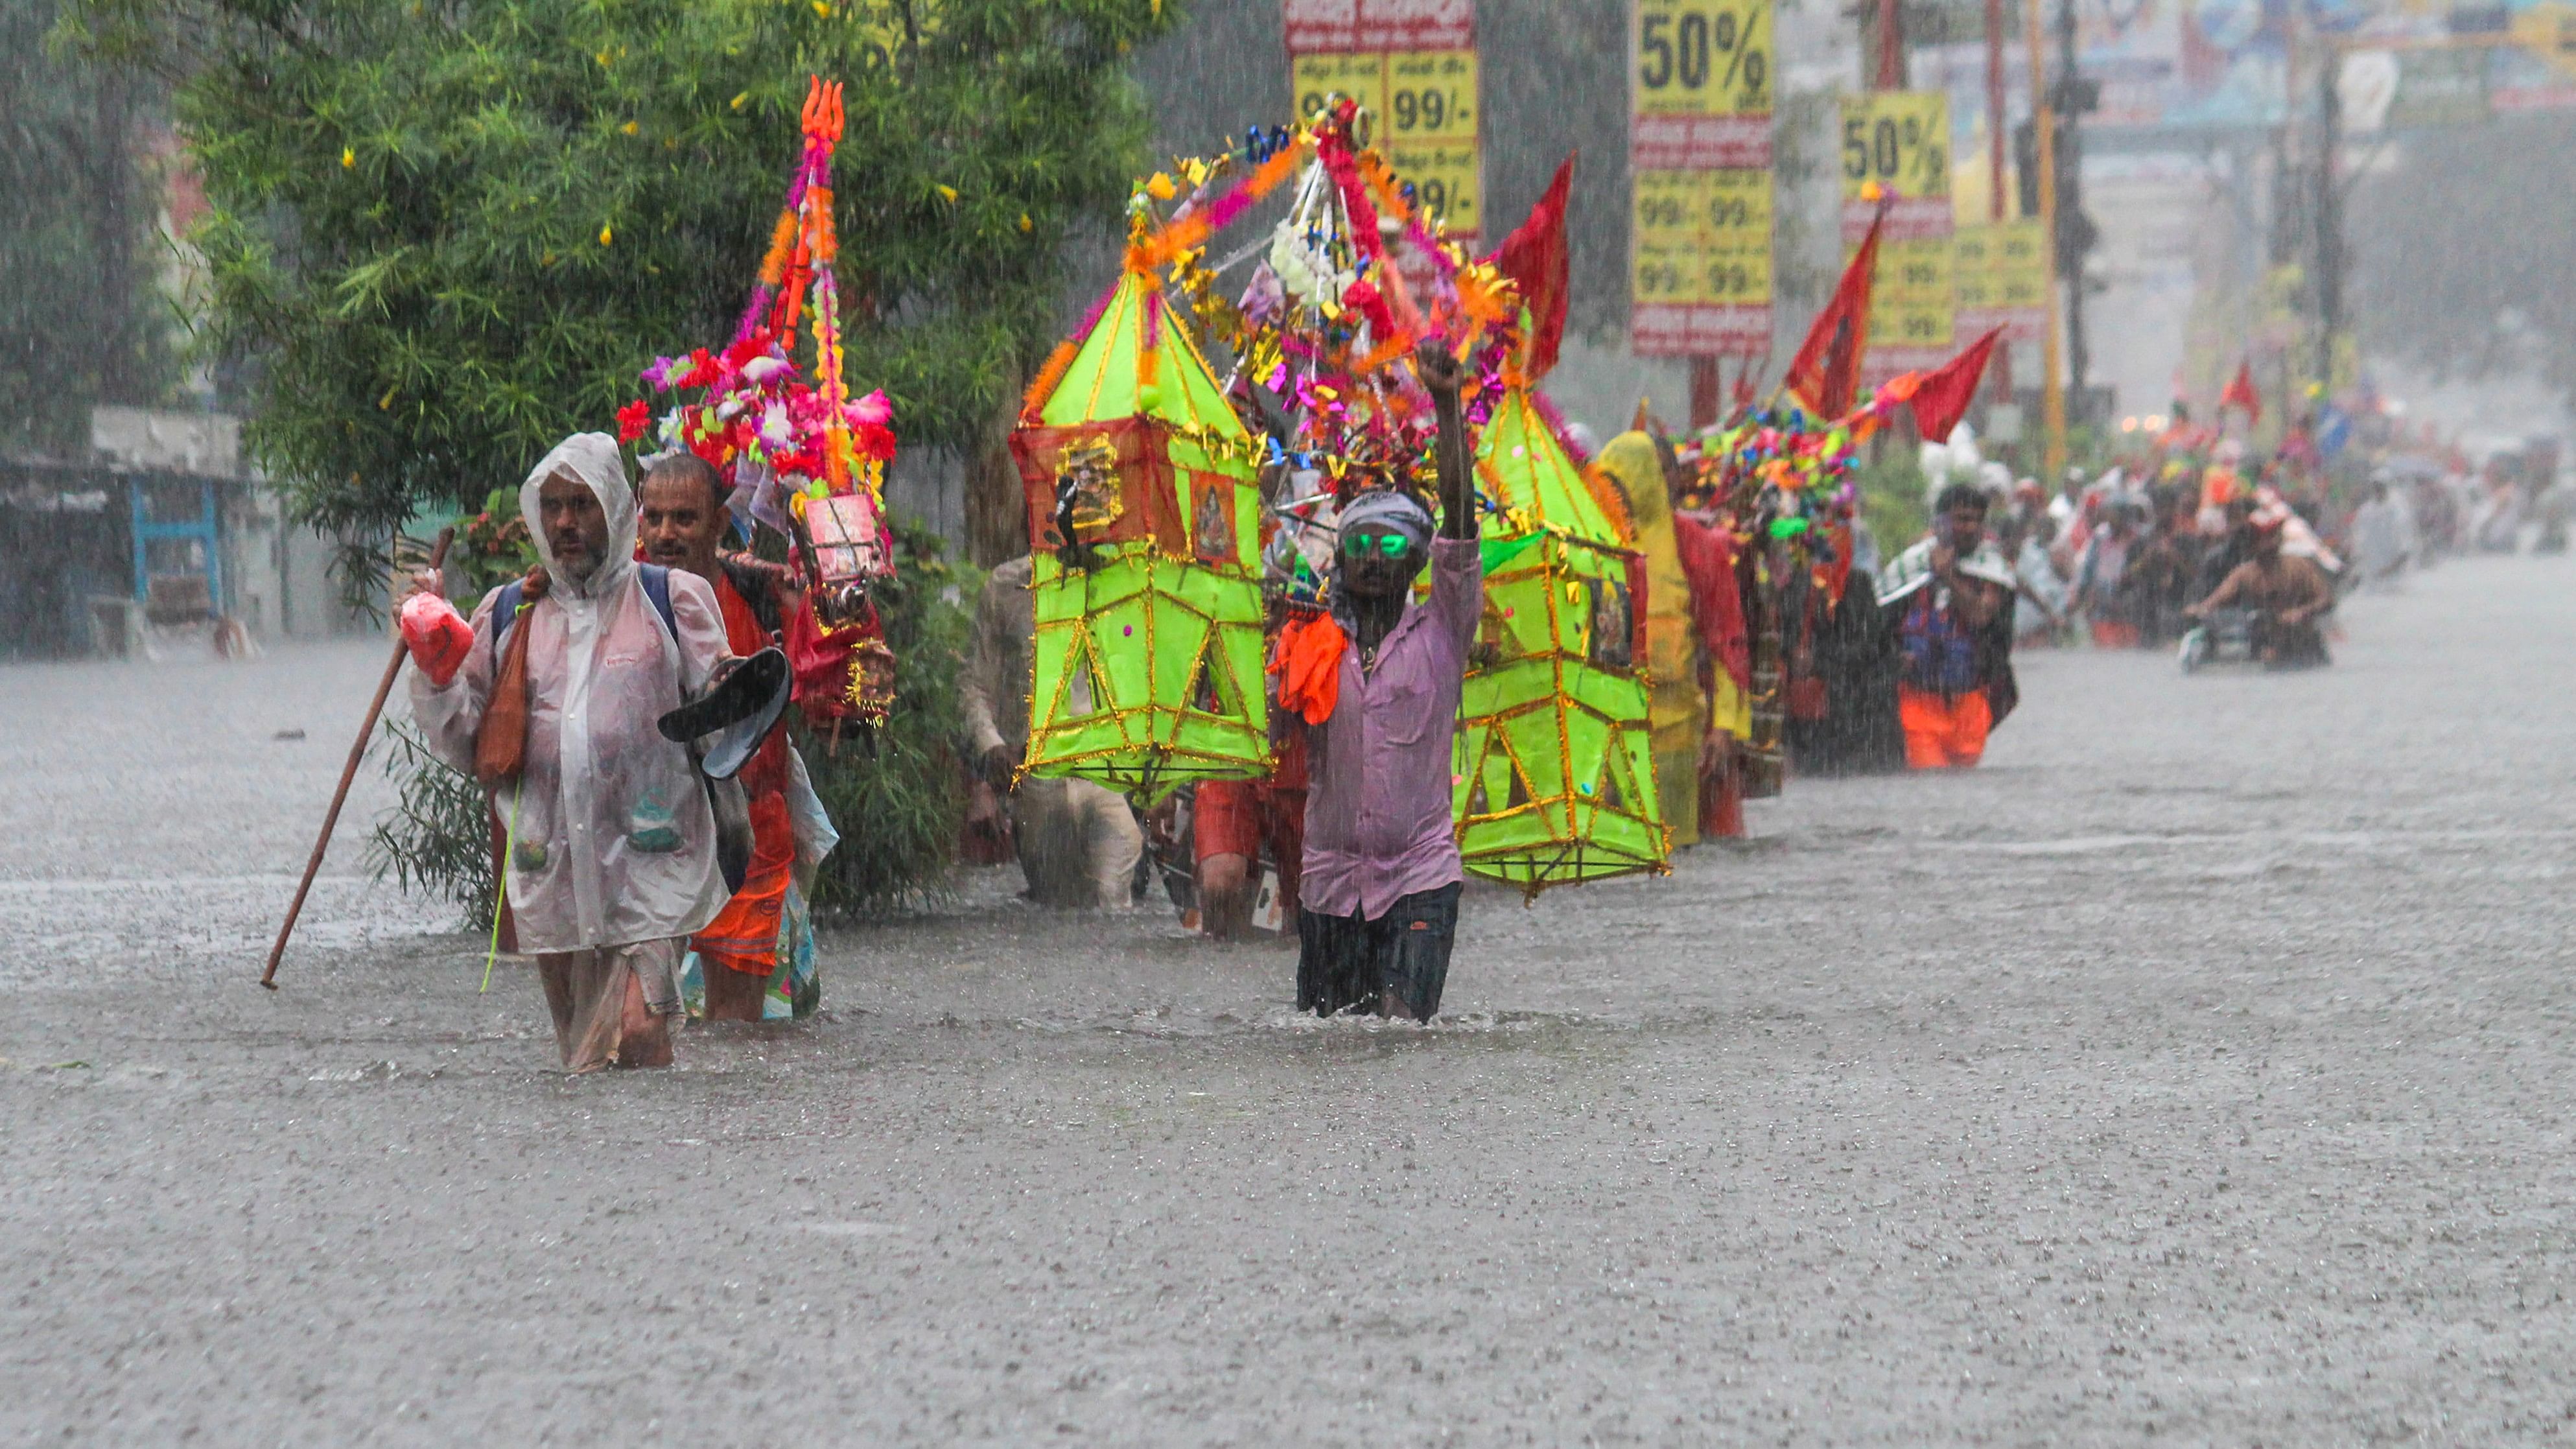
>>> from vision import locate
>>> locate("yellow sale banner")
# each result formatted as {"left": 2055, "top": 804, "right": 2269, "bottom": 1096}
{"left": 1287, "top": 8, "right": 1483, "bottom": 239}
{"left": 1952, "top": 218, "right": 2046, "bottom": 343}
{"left": 1631, "top": 0, "right": 1774, "bottom": 168}
{"left": 1632, "top": 167, "right": 1772, "bottom": 356}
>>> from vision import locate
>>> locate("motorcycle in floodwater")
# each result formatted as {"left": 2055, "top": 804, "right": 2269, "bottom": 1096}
{"left": 2178, "top": 606, "right": 2334, "bottom": 673}
{"left": 2177, "top": 607, "right": 2258, "bottom": 673}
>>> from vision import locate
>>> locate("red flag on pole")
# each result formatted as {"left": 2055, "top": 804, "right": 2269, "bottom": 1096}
{"left": 1785, "top": 209, "right": 1882, "bottom": 418}
{"left": 1902, "top": 326, "right": 2006, "bottom": 444}
{"left": 2220, "top": 359, "right": 2262, "bottom": 423}
{"left": 1490, "top": 153, "right": 1575, "bottom": 381}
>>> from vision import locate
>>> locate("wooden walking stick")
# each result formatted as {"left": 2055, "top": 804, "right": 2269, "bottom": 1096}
{"left": 261, "top": 527, "right": 454, "bottom": 989}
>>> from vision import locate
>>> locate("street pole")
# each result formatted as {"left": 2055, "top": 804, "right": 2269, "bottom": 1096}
{"left": 1985, "top": 0, "right": 2008, "bottom": 220}
{"left": 2056, "top": 0, "right": 2088, "bottom": 406}
{"left": 1983, "top": 0, "right": 2015, "bottom": 417}
{"left": 2313, "top": 40, "right": 2343, "bottom": 395}
{"left": 1689, "top": 356, "right": 1721, "bottom": 430}
{"left": 2024, "top": 0, "right": 2065, "bottom": 478}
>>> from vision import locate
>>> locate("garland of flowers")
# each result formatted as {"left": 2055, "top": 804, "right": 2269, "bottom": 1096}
{"left": 623, "top": 77, "right": 896, "bottom": 525}
{"left": 616, "top": 75, "right": 901, "bottom": 727}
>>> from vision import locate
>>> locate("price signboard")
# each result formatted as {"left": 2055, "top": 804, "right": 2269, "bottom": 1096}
{"left": 1284, "top": 0, "right": 1474, "bottom": 52}
{"left": 1385, "top": 49, "right": 1478, "bottom": 139}
{"left": 1838, "top": 91, "right": 1947, "bottom": 198}
{"left": 1992, "top": 218, "right": 2045, "bottom": 314}
{"left": 1287, "top": 5, "right": 1482, "bottom": 239}
{"left": 1387, "top": 138, "right": 1482, "bottom": 233}
{"left": 1837, "top": 91, "right": 1952, "bottom": 241}
{"left": 1631, "top": 0, "right": 1774, "bottom": 169}
{"left": 1631, "top": 167, "right": 1771, "bottom": 357}
{"left": 1838, "top": 91, "right": 1952, "bottom": 375}
{"left": 1292, "top": 51, "right": 1388, "bottom": 121}
{"left": 1952, "top": 218, "right": 2046, "bottom": 343}
{"left": 1950, "top": 226, "right": 1994, "bottom": 314}
{"left": 1849, "top": 236, "right": 1952, "bottom": 353}
{"left": 1629, "top": 0, "right": 1774, "bottom": 359}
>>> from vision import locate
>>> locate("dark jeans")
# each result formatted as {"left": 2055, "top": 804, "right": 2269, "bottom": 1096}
{"left": 1296, "top": 882, "right": 1464, "bottom": 1020}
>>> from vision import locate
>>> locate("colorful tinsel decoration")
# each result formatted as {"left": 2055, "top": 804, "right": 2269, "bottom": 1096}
{"left": 624, "top": 76, "right": 901, "bottom": 728}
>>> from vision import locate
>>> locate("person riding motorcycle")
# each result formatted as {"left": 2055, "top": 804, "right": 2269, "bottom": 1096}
{"left": 2184, "top": 505, "right": 2332, "bottom": 670}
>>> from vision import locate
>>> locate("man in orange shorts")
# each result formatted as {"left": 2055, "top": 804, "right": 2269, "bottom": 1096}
{"left": 1877, "top": 482, "right": 2019, "bottom": 770}
{"left": 1189, "top": 727, "right": 1305, "bottom": 940}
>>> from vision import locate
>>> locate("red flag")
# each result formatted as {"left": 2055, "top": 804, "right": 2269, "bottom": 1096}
{"left": 1904, "top": 326, "right": 2005, "bottom": 444}
{"left": 1490, "top": 154, "right": 1575, "bottom": 381}
{"left": 1785, "top": 210, "right": 1882, "bottom": 418}
{"left": 2221, "top": 359, "right": 2262, "bottom": 423}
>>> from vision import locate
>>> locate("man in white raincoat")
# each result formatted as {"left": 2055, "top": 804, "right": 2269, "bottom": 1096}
{"left": 403, "top": 434, "right": 736, "bottom": 1071}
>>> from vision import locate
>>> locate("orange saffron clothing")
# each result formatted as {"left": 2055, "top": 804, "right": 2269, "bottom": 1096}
{"left": 691, "top": 570, "right": 793, "bottom": 976}
{"left": 1270, "top": 614, "right": 1346, "bottom": 725}
{"left": 1897, "top": 685, "right": 1993, "bottom": 770}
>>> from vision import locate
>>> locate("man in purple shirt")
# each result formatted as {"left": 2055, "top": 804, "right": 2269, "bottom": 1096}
{"left": 1296, "top": 340, "right": 1481, "bottom": 1020}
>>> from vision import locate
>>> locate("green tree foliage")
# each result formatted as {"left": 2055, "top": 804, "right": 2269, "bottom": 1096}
{"left": 70, "top": 0, "right": 1184, "bottom": 577}
{"left": 3, "top": 0, "right": 175, "bottom": 453}
{"left": 798, "top": 522, "right": 978, "bottom": 918}
{"left": 365, "top": 716, "right": 498, "bottom": 928}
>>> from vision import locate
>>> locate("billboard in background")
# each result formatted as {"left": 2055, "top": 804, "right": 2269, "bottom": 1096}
{"left": 1628, "top": 0, "right": 1776, "bottom": 359}
{"left": 1840, "top": 90, "right": 1955, "bottom": 379}
{"left": 1284, "top": 0, "right": 1484, "bottom": 238}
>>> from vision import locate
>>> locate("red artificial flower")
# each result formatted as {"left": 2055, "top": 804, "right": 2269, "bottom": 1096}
{"left": 616, "top": 399, "right": 651, "bottom": 443}
{"left": 678, "top": 348, "right": 720, "bottom": 389}
{"left": 722, "top": 333, "right": 774, "bottom": 375}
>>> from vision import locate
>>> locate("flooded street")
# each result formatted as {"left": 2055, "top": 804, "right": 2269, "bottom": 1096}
{"left": 5, "top": 557, "right": 2573, "bottom": 1445}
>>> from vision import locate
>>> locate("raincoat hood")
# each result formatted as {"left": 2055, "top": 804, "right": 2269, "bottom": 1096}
{"left": 521, "top": 432, "right": 635, "bottom": 601}
{"left": 1594, "top": 432, "right": 1670, "bottom": 536}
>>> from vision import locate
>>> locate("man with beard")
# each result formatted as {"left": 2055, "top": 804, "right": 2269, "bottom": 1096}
{"left": 401, "top": 434, "right": 736, "bottom": 1071}
{"left": 636, "top": 453, "right": 839, "bottom": 1020}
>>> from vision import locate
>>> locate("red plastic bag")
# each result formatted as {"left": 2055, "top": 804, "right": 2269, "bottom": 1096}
{"left": 399, "top": 591, "right": 474, "bottom": 688}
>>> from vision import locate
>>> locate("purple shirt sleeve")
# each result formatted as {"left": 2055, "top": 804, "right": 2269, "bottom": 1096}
{"left": 1430, "top": 537, "right": 1483, "bottom": 659}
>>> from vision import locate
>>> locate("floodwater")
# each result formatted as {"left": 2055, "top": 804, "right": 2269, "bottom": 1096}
{"left": 4, "top": 558, "right": 2573, "bottom": 1444}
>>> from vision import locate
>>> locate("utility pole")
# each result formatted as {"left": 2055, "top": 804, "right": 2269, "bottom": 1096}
{"left": 2313, "top": 41, "right": 2343, "bottom": 395}
{"left": 1985, "top": 0, "right": 2008, "bottom": 220}
{"left": 2024, "top": 0, "right": 2065, "bottom": 477}
{"left": 1982, "top": 0, "right": 2015, "bottom": 413}
{"left": 2055, "top": 0, "right": 2089, "bottom": 410}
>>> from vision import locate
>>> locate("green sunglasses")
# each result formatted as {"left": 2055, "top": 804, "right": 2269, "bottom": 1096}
{"left": 1341, "top": 530, "right": 1416, "bottom": 559}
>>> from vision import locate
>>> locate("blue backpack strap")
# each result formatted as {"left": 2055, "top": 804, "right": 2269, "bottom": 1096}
{"left": 636, "top": 563, "right": 678, "bottom": 639}
{"left": 493, "top": 567, "right": 677, "bottom": 654}
{"left": 490, "top": 578, "right": 526, "bottom": 654}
